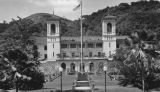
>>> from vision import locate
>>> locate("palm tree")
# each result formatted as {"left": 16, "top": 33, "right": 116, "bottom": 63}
{"left": 113, "top": 31, "right": 160, "bottom": 92}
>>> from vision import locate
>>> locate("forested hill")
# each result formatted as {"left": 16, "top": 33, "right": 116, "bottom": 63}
{"left": 64, "top": 0, "right": 160, "bottom": 39}
{"left": 4, "top": 0, "right": 160, "bottom": 39}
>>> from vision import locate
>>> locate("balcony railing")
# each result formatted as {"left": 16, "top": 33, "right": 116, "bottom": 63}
{"left": 57, "top": 56, "right": 109, "bottom": 60}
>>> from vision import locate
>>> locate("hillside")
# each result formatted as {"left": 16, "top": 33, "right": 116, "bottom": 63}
{"left": 4, "top": 0, "right": 160, "bottom": 38}
{"left": 70, "top": 0, "right": 160, "bottom": 38}
{"left": 26, "top": 13, "right": 75, "bottom": 36}
{"left": 0, "top": 23, "right": 9, "bottom": 33}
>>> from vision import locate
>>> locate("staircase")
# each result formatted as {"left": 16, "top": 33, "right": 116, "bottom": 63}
{"left": 73, "top": 72, "right": 94, "bottom": 92}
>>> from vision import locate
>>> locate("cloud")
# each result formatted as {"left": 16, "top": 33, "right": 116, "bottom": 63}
{"left": 29, "top": 0, "right": 80, "bottom": 12}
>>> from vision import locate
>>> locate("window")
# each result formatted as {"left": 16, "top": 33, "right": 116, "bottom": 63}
{"left": 72, "top": 53, "right": 75, "bottom": 57}
{"left": 88, "top": 43, "right": 94, "bottom": 48}
{"left": 53, "top": 52, "right": 54, "bottom": 57}
{"left": 61, "top": 44, "right": 67, "bottom": 48}
{"left": 98, "top": 52, "right": 101, "bottom": 57}
{"left": 44, "top": 45, "right": 47, "bottom": 50}
{"left": 116, "top": 44, "right": 119, "bottom": 48}
{"left": 107, "top": 23, "right": 112, "bottom": 34}
{"left": 96, "top": 43, "right": 102, "bottom": 48}
{"left": 70, "top": 44, "right": 76, "bottom": 48}
{"left": 78, "top": 44, "right": 85, "bottom": 48}
{"left": 109, "top": 42, "right": 111, "bottom": 47}
{"left": 51, "top": 24, "right": 56, "bottom": 34}
{"left": 53, "top": 44, "right": 54, "bottom": 48}
{"left": 109, "top": 51, "right": 111, "bottom": 57}
{"left": 89, "top": 63, "right": 94, "bottom": 72}
{"left": 89, "top": 52, "right": 92, "bottom": 57}
{"left": 70, "top": 63, "right": 75, "bottom": 72}
{"left": 63, "top": 53, "right": 66, "bottom": 57}
{"left": 44, "top": 54, "right": 47, "bottom": 59}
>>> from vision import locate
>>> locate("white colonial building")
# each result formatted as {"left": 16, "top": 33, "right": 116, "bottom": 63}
{"left": 34, "top": 14, "right": 127, "bottom": 74}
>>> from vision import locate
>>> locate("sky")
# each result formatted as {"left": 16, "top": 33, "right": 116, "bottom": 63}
{"left": 0, "top": 0, "right": 146, "bottom": 23}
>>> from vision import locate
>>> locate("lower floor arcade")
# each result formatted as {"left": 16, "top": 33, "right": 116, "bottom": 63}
{"left": 40, "top": 59, "right": 115, "bottom": 82}
{"left": 40, "top": 59, "right": 110, "bottom": 75}
{"left": 57, "top": 59, "right": 109, "bottom": 74}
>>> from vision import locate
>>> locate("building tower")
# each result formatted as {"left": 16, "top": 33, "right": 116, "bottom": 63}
{"left": 102, "top": 15, "right": 116, "bottom": 59}
{"left": 47, "top": 21, "right": 60, "bottom": 61}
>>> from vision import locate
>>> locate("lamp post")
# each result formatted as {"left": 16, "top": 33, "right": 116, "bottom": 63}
{"left": 59, "top": 67, "right": 63, "bottom": 92}
{"left": 103, "top": 66, "right": 107, "bottom": 92}
{"left": 16, "top": 76, "right": 18, "bottom": 92}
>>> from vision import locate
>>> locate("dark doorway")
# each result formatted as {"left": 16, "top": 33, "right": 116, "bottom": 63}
{"left": 61, "top": 63, "right": 66, "bottom": 70}
{"left": 89, "top": 62, "right": 94, "bottom": 72}
{"left": 70, "top": 63, "right": 75, "bottom": 72}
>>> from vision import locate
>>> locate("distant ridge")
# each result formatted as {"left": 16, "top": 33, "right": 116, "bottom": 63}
{"left": 26, "top": 13, "right": 75, "bottom": 37}
{"left": 26, "top": 13, "right": 68, "bottom": 23}
{"left": 4, "top": 0, "right": 160, "bottom": 38}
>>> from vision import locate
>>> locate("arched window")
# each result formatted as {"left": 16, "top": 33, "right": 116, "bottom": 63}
{"left": 51, "top": 24, "right": 56, "bottom": 34}
{"left": 107, "top": 23, "right": 112, "bottom": 34}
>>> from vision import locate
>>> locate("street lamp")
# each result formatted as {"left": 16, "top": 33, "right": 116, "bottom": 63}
{"left": 59, "top": 67, "right": 63, "bottom": 92}
{"left": 103, "top": 66, "right": 107, "bottom": 92}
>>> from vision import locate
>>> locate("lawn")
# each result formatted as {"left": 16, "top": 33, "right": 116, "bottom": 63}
{"left": 0, "top": 74, "right": 145, "bottom": 92}
{"left": 91, "top": 74, "right": 142, "bottom": 92}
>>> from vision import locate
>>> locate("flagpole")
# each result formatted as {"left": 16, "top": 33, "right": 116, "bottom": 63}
{"left": 80, "top": 0, "right": 83, "bottom": 73}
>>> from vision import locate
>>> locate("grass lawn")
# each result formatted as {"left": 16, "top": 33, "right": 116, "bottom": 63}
{"left": 91, "top": 74, "right": 142, "bottom": 92}
{"left": 94, "top": 86, "right": 142, "bottom": 92}
{"left": 0, "top": 74, "right": 145, "bottom": 92}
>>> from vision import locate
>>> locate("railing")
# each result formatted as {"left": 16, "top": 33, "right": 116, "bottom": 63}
{"left": 50, "top": 73, "right": 61, "bottom": 81}
{"left": 57, "top": 56, "right": 108, "bottom": 60}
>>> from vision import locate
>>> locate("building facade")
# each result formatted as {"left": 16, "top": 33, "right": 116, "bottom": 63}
{"left": 36, "top": 15, "right": 127, "bottom": 74}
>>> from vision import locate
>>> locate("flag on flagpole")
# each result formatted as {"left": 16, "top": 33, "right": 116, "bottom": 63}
{"left": 73, "top": 3, "right": 81, "bottom": 11}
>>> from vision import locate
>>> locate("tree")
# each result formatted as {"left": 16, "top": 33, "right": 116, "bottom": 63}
{"left": 0, "top": 17, "right": 44, "bottom": 90}
{"left": 113, "top": 32, "right": 160, "bottom": 92}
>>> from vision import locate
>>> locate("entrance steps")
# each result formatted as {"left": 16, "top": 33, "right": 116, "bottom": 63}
{"left": 73, "top": 72, "right": 94, "bottom": 92}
